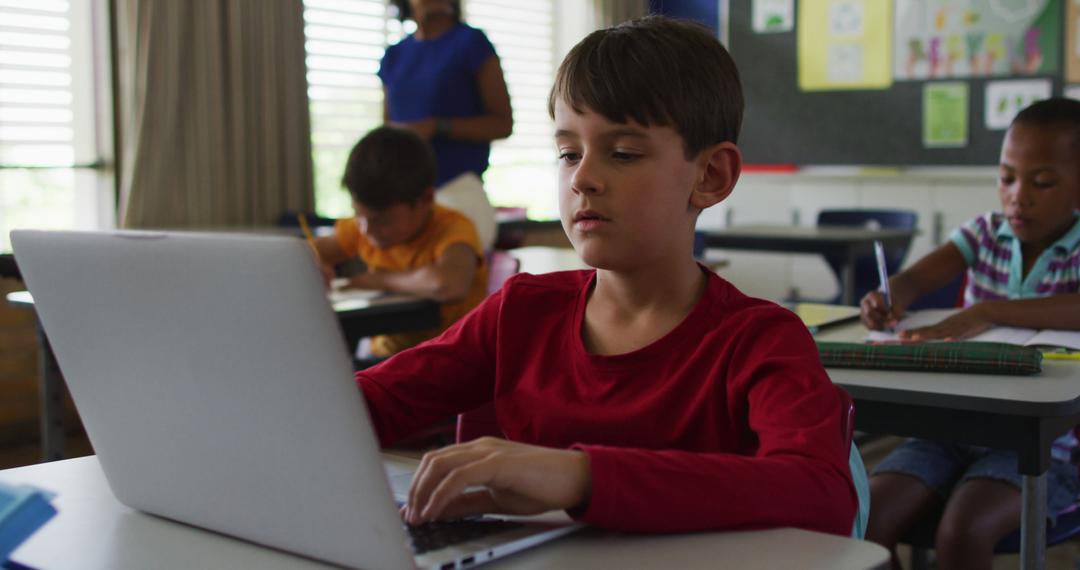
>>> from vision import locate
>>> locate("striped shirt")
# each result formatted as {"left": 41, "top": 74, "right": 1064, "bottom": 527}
{"left": 949, "top": 211, "right": 1080, "bottom": 462}
{"left": 950, "top": 211, "right": 1080, "bottom": 307}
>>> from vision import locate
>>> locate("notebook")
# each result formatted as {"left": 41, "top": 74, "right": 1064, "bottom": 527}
{"left": 11, "top": 229, "right": 581, "bottom": 570}
{"left": 785, "top": 303, "right": 862, "bottom": 334}
{"left": 866, "top": 309, "right": 1080, "bottom": 351}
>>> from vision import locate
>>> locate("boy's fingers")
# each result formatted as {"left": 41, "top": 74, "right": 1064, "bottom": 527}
{"left": 408, "top": 447, "right": 492, "bottom": 524}
{"left": 432, "top": 491, "right": 498, "bottom": 521}
{"left": 420, "top": 456, "right": 500, "bottom": 523}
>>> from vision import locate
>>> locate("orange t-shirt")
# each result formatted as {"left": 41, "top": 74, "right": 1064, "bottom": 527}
{"left": 334, "top": 204, "right": 488, "bottom": 356}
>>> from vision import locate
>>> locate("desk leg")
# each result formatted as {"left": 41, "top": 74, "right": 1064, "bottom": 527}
{"left": 36, "top": 322, "right": 65, "bottom": 462}
{"left": 1020, "top": 473, "right": 1046, "bottom": 570}
{"left": 841, "top": 249, "right": 856, "bottom": 305}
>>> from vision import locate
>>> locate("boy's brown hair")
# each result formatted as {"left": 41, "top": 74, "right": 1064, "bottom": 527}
{"left": 341, "top": 126, "right": 436, "bottom": 210}
{"left": 548, "top": 15, "right": 744, "bottom": 159}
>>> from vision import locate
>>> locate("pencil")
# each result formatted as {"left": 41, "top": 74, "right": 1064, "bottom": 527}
{"left": 1041, "top": 351, "right": 1080, "bottom": 361}
{"left": 297, "top": 212, "right": 321, "bottom": 262}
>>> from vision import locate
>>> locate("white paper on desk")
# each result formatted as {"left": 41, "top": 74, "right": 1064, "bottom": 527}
{"left": 328, "top": 287, "right": 382, "bottom": 305}
{"left": 866, "top": 309, "right": 1038, "bottom": 344}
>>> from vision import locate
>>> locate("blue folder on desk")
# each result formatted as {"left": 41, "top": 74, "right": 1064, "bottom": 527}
{"left": 0, "top": 482, "right": 56, "bottom": 564}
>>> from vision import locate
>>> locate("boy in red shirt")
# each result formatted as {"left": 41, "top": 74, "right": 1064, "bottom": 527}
{"left": 358, "top": 16, "right": 857, "bottom": 535}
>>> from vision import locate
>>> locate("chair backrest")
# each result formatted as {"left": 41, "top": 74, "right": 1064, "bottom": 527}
{"left": 456, "top": 403, "right": 503, "bottom": 443}
{"left": 835, "top": 384, "right": 855, "bottom": 452}
{"left": 487, "top": 250, "right": 520, "bottom": 295}
{"left": 817, "top": 209, "right": 918, "bottom": 305}
{"left": 836, "top": 384, "right": 870, "bottom": 539}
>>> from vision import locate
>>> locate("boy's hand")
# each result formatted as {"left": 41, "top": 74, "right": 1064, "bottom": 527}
{"left": 860, "top": 290, "right": 899, "bottom": 330}
{"left": 403, "top": 437, "right": 591, "bottom": 525}
{"left": 344, "top": 273, "right": 379, "bottom": 290}
{"left": 898, "top": 305, "right": 992, "bottom": 341}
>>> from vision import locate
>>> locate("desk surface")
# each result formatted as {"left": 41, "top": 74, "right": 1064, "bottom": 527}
{"left": 702, "top": 225, "right": 916, "bottom": 254}
{"left": 0, "top": 456, "right": 888, "bottom": 570}
{"left": 819, "top": 323, "right": 1080, "bottom": 417}
{"left": 705, "top": 224, "right": 916, "bottom": 242}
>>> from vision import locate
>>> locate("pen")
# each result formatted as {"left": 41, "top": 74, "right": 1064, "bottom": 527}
{"left": 873, "top": 240, "right": 893, "bottom": 328}
{"left": 297, "top": 213, "right": 321, "bottom": 262}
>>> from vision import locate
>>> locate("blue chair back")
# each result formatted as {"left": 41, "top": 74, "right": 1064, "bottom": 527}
{"left": 817, "top": 209, "right": 918, "bottom": 305}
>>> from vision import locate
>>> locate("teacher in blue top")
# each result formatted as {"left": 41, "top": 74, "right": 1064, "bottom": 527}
{"left": 380, "top": 0, "right": 514, "bottom": 249}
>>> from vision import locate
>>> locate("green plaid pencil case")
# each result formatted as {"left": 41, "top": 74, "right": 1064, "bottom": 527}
{"left": 816, "top": 341, "right": 1043, "bottom": 375}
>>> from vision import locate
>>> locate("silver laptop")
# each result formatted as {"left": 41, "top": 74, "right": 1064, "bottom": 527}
{"left": 11, "top": 229, "right": 580, "bottom": 570}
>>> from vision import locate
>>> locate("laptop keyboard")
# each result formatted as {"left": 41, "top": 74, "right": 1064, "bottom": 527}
{"left": 407, "top": 518, "right": 524, "bottom": 554}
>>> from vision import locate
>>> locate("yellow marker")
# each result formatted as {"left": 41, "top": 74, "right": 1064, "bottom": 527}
{"left": 297, "top": 212, "right": 321, "bottom": 262}
{"left": 1042, "top": 351, "right": 1080, "bottom": 361}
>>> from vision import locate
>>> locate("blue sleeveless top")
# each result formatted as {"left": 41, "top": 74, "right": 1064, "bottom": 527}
{"left": 379, "top": 23, "right": 497, "bottom": 187}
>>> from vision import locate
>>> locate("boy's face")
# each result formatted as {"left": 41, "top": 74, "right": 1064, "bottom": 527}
{"left": 352, "top": 195, "right": 432, "bottom": 249}
{"left": 554, "top": 100, "right": 706, "bottom": 270}
{"left": 998, "top": 123, "right": 1080, "bottom": 250}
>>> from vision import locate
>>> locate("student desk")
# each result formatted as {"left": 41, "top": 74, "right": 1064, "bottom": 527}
{"left": 4, "top": 290, "right": 439, "bottom": 463}
{"left": 817, "top": 324, "right": 1080, "bottom": 570}
{"left": 700, "top": 225, "right": 916, "bottom": 305}
{"left": 0, "top": 456, "right": 889, "bottom": 570}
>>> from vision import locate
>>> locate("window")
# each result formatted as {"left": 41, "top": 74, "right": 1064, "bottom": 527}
{"left": 465, "top": 0, "right": 557, "bottom": 219}
{"left": 302, "top": 0, "right": 560, "bottom": 220}
{"left": 0, "top": 0, "right": 112, "bottom": 252}
{"left": 303, "top": 0, "right": 408, "bottom": 218}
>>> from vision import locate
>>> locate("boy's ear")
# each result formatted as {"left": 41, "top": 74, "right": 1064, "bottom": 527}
{"left": 689, "top": 142, "right": 741, "bottom": 210}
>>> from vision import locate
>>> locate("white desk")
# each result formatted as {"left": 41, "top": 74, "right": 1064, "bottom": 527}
{"left": 0, "top": 456, "right": 889, "bottom": 569}
{"left": 818, "top": 323, "right": 1080, "bottom": 570}
{"left": 702, "top": 225, "right": 916, "bottom": 304}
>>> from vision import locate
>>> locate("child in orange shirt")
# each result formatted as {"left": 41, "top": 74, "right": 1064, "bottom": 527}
{"left": 315, "top": 126, "right": 488, "bottom": 357}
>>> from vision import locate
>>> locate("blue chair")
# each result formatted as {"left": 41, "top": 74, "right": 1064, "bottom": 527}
{"left": 907, "top": 274, "right": 966, "bottom": 310}
{"left": 817, "top": 209, "right": 918, "bottom": 306}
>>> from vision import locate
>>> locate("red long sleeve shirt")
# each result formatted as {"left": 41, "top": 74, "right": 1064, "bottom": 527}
{"left": 357, "top": 268, "right": 857, "bottom": 535}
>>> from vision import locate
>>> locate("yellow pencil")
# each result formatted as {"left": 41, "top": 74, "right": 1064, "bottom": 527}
{"left": 297, "top": 213, "right": 321, "bottom": 262}
{"left": 1042, "top": 351, "right": 1080, "bottom": 361}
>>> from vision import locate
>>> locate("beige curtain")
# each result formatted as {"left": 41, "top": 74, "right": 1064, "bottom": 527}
{"left": 593, "top": 0, "right": 649, "bottom": 28}
{"left": 116, "top": 0, "right": 314, "bottom": 228}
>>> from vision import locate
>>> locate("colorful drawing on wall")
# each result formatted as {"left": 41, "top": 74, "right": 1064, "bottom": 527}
{"left": 798, "top": 0, "right": 893, "bottom": 91}
{"left": 1068, "top": 0, "right": 1080, "bottom": 81}
{"left": 984, "top": 79, "right": 1052, "bottom": 129}
{"left": 895, "top": 0, "right": 1061, "bottom": 81}
{"left": 754, "top": 0, "right": 795, "bottom": 33}
{"left": 923, "top": 82, "right": 969, "bottom": 147}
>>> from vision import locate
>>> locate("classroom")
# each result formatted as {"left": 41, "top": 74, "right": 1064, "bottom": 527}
{"left": 2, "top": 1, "right": 1080, "bottom": 569}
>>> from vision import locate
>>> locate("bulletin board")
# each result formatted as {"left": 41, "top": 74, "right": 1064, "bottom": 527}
{"left": 721, "top": 0, "right": 1071, "bottom": 166}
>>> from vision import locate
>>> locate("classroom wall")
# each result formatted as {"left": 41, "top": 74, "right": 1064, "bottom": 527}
{"left": 700, "top": 171, "right": 1001, "bottom": 302}
{"left": 647, "top": 0, "right": 1005, "bottom": 302}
